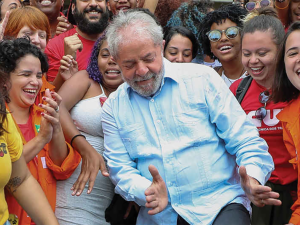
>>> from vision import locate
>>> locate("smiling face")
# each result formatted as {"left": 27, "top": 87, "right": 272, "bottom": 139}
{"left": 0, "top": 0, "right": 20, "bottom": 20}
{"left": 290, "top": 0, "right": 300, "bottom": 23}
{"left": 98, "top": 40, "right": 123, "bottom": 89}
{"left": 8, "top": 54, "right": 43, "bottom": 109}
{"left": 210, "top": 19, "right": 242, "bottom": 63}
{"left": 164, "top": 34, "right": 193, "bottom": 63}
{"left": 115, "top": 35, "right": 164, "bottom": 97}
{"left": 17, "top": 26, "right": 47, "bottom": 51}
{"left": 30, "top": 0, "right": 63, "bottom": 19}
{"left": 242, "top": 30, "right": 277, "bottom": 87}
{"left": 107, "top": 0, "right": 138, "bottom": 15}
{"left": 72, "top": 0, "right": 109, "bottom": 34}
{"left": 284, "top": 30, "right": 300, "bottom": 91}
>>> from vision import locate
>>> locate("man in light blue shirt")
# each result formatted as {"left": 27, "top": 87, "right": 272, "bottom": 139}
{"left": 102, "top": 10, "right": 281, "bottom": 225}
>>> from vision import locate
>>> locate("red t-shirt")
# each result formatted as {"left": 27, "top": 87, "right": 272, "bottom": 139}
{"left": 44, "top": 28, "right": 96, "bottom": 82}
{"left": 230, "top": 79, "right": 297, "bottom": 185}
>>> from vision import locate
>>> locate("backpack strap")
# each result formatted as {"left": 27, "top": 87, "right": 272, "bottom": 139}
{"left": 235, "top": 76, "right": 253, "bottom": 104}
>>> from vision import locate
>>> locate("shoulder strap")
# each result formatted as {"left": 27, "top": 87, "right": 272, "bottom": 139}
{"left": 235, "top": 76, "right": 253, "bottom": 104}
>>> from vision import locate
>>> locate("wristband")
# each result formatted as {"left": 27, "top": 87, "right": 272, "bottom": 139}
{"left": 70, "top": 134, "right": 86, "bottom": 147}
{"left": 275, "top": 2, "right": 289, "bottom": 9}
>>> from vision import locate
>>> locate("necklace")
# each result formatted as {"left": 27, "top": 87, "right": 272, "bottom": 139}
{"left": 222, "top": 67, "right": 246, "bottom": 84}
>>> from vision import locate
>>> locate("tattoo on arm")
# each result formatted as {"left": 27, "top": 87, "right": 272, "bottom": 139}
{"left": 6, "top": 176, "right": 22, "bottom": 193}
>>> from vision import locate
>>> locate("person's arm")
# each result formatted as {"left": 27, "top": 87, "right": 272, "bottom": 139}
{"left": 142, "top": 0, "right": 158, "bottom": 13}
{"left": 6, "top": 153, "right": 59, "bottom": 225}
{"left": 275, "top": 0, "right": 290, "bottom": 28}
{"left": 102, "top": 96, "right": 153, "bottom": 206}
{"left": 201, "top": 67, "right": 279, "bottom": 205}
{"left": 58, "top": 71, "right": 108, "bottom": 195}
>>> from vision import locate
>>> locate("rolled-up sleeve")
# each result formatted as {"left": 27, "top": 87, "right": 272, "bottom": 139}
{"left": 45, "top": 142, "right": 81, "bottom": 180}
{"left": 102, "top": 98, "right": 152, "bottom": 206}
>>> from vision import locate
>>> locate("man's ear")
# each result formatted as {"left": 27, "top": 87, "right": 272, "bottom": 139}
{"left": 162, "top": 40, "right": 165, "bottom": 50}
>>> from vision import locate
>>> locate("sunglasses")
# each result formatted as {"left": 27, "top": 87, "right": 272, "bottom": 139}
{"left": 206, "top": 26, "right": 240, "bottom": 42}
{"left": 245, "top": 0, "right": 271, "bottom": 11}
{"left": 255, "top": 91, "right": 270, "bottom": 120}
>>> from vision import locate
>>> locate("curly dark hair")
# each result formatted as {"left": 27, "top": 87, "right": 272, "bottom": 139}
{"left": 165, "top": 0, "right": 213, "bottom": 60}
{"left": 164, "top": 26, "right": 199, "bottom": 59}
{"left": 86, "top": 33, "right": 107, "bottom": 84}
{"left": 272, "top": 22, "right": 300, "bottom": 103}
{"left": 200, "top": 4, "right": 247, "bottom": 59}
{"left": 0, "top": 38, "right": 49, "bottom": 102}
{"left": 0, "top": 70, "right": 7, "bottom": 136}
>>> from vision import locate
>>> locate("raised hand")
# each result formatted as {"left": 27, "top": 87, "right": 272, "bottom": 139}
{"left": 59, "top": 55, "right": 78, "bottom": 81}
{"left": 64, "top": 33, "right": 83, "bottom": 60}
{"left": 56, "top": 15, "right": 73, "bottom": 36}
{"left": 145, "top": 165, "right": 168, "bottom": 215}
{"left": 239, "top": 165, "right": 282, "bottom": 207}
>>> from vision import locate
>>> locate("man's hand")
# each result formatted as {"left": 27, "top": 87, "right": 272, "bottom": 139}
{"left": 56, "top": 16, "right": 73, "bottom": 36}
{"left": 59, "top": 55, "right": 78, "bottom": 81}
{"left": 71, "top": 145, "right": 109, "bottom": 196}
{"left": 145, "top": 165, "right": 168, "bottom": 215}
{"left": 239, "top": 166, "right": 282, "bottom": 207}
{"left": 64, "top": 33, "right": 83, "bottom": 60}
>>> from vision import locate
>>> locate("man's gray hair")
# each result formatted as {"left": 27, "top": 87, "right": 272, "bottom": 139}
{"left": 106, "top": 10, "right": 164, "bottom": 59}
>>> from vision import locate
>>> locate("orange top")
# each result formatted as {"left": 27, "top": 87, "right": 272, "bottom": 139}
{"left": 277, "top": 95, "right": 300, "bottom": 225}
{"left": 5, "top": 104, "right": 81, "bottom": 224}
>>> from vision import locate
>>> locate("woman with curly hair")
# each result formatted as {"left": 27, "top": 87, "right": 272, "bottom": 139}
{"left": 200, "top": 4, "right": 248, "bottom": 87}
{"left": 54, "top": 35, "right": 124, "bottom": 224}
{"left": 0, "top": 38, "right": 80, "bottom": 225}
{"left": 0, "top": 69, "right": 59, "bottom": 225}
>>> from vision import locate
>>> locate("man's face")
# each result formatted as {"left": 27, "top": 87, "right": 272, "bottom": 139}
{"left": 30, "top": 0, "right": 63, "bottom": 19}
{"left": 107, "top": 0, "right": 138, "bottom": 15}
{"left": 115, "top": 36, "right": 165, "bottom": 97}
{"left": 72, "top": 0, "right": 109, "bottom": 34}
{"left": 0, "top": 0, "right": 20, "bottom": 20}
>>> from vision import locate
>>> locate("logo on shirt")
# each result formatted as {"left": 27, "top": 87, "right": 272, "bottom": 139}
{"left": 35, "top": 124, "right": 40, "bottom": 133}
{"left": 0, "top": 143, "right": 7, "bottom": 157}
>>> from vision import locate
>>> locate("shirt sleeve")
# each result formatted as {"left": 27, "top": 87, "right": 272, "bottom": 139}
{"left": 45, "top": 142, "right": 81, "bottom": 180}
{"left": 44, "top": 38, "right": 63, "bottom": 82}
{"left": 4, "top": 113, "right": 23, "bottom": 162}
{"left": 102, "top": 99, "right": 152, "bottom": 206}
{"left": 203, "top": 68, "right": 274, "bottom": 185}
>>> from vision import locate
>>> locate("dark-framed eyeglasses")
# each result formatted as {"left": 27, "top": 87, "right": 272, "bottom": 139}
{"left": 245, "top": 0, "right": 271, "bottom": 11}
{"left": 255, "top": 90, "right": 270, "bottom": 120}
{"left": 206, "top": 26, "right": 240, "bottom": 42}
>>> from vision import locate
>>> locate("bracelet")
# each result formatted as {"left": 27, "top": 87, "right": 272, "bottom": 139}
{"left": 275, "top": 2, "right": 289, "bottom": 9}
{"left": 70, "top": 134, "right": 86, "bottom": 147}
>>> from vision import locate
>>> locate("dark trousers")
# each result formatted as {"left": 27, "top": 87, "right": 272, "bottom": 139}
{"left": 177, "top": 203, "right": 250, "bottom": 225}
{"left": 251, "top": 181, "right": 296, "bottom": 225}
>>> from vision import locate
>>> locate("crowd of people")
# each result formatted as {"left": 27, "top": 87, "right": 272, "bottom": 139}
{"left": 0, "top": 0, "right": 300, "bottom": 224}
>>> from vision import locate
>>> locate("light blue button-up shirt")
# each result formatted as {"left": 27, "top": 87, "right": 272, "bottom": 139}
{"left": 102, "top": 59, "right": 274, "bottom": 225}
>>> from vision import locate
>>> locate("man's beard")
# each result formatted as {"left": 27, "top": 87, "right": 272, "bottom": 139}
{"left": 73, "top": 6, "right": 109, "bottom": 35}
{"left": 123, "top": 65, "right": 164, "bottom": 97}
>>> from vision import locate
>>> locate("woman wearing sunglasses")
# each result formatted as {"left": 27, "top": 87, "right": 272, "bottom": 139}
{"left": 200, "top": 4, "right": 248, "bottom": 87}
{"left": 230, "top": 8, "right": 297, "bottom": 225}
{"left": 272, "top": 21, "right": 300, "bottom": 225}
{"left": 244, "top": 0, "right": 274, "bottom": 11}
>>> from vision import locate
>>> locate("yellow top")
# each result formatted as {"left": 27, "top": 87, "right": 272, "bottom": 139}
{"left": 0, "top": 113, "right": 23, "bottom": 225}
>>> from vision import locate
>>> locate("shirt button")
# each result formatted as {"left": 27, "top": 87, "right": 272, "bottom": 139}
{"left": 168, "top": 182, "right": 173, "bottom": 186}
{"left": 157, "top": 120, "right": 160, "bottom": 123}
{"left": 174, "top": 203, "right": 178, "bottom": 207}
{"left": 150, "top": 99, "right": 154, "bottom": 102}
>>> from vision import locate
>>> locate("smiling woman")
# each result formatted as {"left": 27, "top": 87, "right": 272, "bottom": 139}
{"left": 200, "top": 4, "right": 248, "bottom": 87}
{"left": 4, "top": 6, "right": 51, "bottom": 52}
{"left": 54, "top": 34, "right": 124, "bottom": 225}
